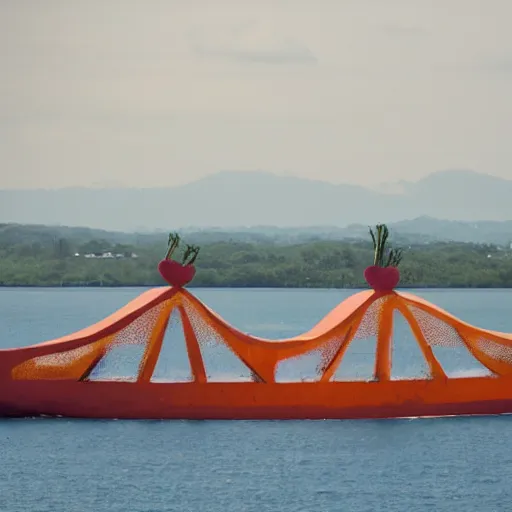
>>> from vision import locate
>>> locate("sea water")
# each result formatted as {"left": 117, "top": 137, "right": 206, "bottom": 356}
{"left": 0, "top": 287, "right": 511, "bottom": 512}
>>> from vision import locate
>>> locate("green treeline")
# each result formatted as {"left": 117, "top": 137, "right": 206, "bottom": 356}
{"left": 1, "top": 224, "right": 512, "bottom": 288}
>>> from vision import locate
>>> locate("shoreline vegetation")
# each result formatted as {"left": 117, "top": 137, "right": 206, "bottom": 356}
{"left": 1, "top": 224, "right": 512, "bottom": 288}
{"left": 3, "top": 284, "right": 511, "bottom": 290}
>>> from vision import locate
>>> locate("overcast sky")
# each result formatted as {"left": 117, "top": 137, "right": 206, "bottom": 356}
{"left": 1, "top": 0, "right": 512, "bottom": 189}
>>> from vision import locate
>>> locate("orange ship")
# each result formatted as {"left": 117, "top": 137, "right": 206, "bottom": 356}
{"left": 1, "top": 284, "right": 512, "bottom": 420}
{"left": 1, "top": 226, "right": 511, "bottom": 420}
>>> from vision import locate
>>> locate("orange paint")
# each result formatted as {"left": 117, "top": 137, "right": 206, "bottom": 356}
{"left": 1, "top": 287, "right": 512, "bottom": 420}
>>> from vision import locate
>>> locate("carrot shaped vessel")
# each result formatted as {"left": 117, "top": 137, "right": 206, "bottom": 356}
{"left": 1, "top": 284, "right": 512, "bottom": 420}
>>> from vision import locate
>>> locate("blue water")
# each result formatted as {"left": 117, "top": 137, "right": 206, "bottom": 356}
{"left": 1, "top": 287, "right": 512, "bottom": 511}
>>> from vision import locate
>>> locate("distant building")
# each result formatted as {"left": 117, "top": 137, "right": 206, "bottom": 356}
{"left": 82, "top": 251, "right": 138, "bottom": 259}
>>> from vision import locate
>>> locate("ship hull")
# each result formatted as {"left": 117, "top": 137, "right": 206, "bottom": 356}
{"left": 1, "top": 377, "right": 512, "bottom": 420}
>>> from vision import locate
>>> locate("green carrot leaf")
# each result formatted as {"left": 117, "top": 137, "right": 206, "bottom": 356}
{"left": 368, "top": 224, "right": 403, "bottom": 268}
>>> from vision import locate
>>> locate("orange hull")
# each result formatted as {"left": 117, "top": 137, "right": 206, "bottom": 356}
{"left": 2, "top": 379, "right": 512, "bottom": 420}
{"left": 1, "top": 286, "right": 512, "bottom": 420}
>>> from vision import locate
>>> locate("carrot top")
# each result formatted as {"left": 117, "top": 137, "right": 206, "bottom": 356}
{"left": 165, "top": 232, "right": 201, "bottom": 265}
{"left": 368, "top": 224, "right": 403, "bottom": 268}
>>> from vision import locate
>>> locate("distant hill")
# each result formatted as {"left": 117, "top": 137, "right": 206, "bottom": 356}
{"left": 1, "top": 216, "right": 512, "bottom": 247}
{"left": 1, "top": 169, "right": 512, "bottom": 231}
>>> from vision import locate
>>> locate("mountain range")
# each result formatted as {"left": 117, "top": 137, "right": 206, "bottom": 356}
{"left": 1, "top": 169, "right": 511, "bottom": 232}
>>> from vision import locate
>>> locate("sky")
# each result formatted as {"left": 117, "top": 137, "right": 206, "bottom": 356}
{"left": 1, "top": 0, "right": 512, "bottom": 189}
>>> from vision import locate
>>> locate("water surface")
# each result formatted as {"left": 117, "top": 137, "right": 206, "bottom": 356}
{"left": 1, "top": 287, "right": 511, "bottom": 511}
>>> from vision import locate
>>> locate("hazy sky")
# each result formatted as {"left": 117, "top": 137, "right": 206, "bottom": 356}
{"left": 2, "top": 0, "right": 512, "bottom": 189}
